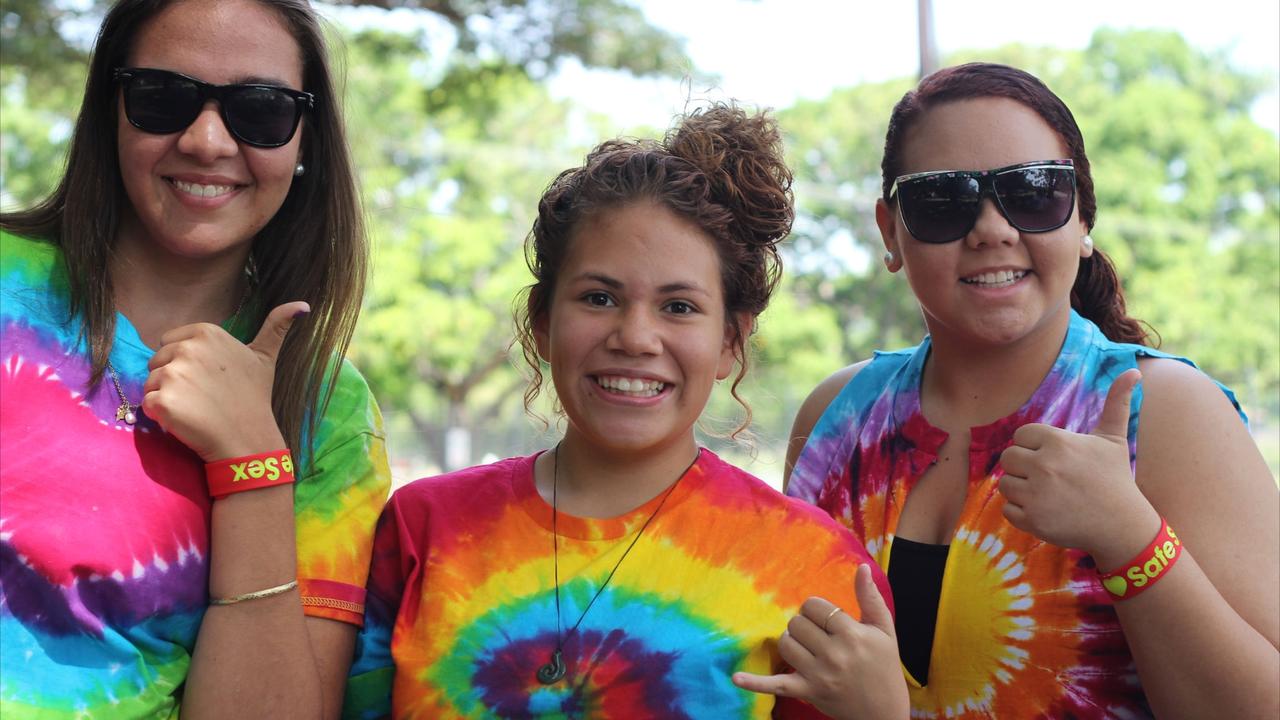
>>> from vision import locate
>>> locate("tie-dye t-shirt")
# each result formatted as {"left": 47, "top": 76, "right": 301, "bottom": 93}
{"left": 786, "top": 311, "right": 1244, "bottom": 719}
{"left": 344, "top": 449, "right": 891, "bottom": 719}
{"left": 0, "top": 231, "right": 391, "bottom": 718}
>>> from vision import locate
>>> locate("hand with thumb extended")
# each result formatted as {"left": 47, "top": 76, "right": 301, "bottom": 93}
{"left": 142, "top": 302, "right": 310, "bottom": 462}
{"left": 997, "top": 368, "right": 1159, "bottom": 554}
{"left": 731, "top": 564, "right": 909, "bottom": 720}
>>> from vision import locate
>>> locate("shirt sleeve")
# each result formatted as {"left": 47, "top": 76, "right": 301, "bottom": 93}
{"left": 294, "top": 359, "right": 392, "bottom": 626}
{"left": 343, "top": 491, "right": 418, "bottom": 720}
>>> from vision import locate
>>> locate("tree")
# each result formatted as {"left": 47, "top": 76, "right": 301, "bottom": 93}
{"left": 780, "top": 31, "right": 1280, "bottom": 431}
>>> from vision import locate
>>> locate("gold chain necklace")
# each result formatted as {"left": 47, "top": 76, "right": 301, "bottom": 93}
{"left": 104, "top": 283, "right": 251, "bottom": 426}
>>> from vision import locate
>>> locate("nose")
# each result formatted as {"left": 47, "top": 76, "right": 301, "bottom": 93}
{"left": 607, "top": 306, "right": 662, "bottom": 356}
{"left": 175, "top": 100, "right": 239, "bottom": 162}
{"left": 965, "top": 198, "right": 1019, "bottom": 249}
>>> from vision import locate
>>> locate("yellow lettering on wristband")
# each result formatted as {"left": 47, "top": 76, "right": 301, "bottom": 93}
{"left": 1100, "top": 524, "right": 1180, "bottom": 599}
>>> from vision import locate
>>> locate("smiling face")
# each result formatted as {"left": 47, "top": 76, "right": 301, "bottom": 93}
{"left": 535, "top": 202, "right": 738, "bottom": 461}
{"left": 116, "top": 0, "right": 303, "bottom": 263}
{"left": 877, "top": 96, "right": 1091, "bottom": 349}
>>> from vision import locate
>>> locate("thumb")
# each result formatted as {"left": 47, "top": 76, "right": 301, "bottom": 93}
{"left": 1093, "top": 368, "right": 1140, "bottom": 439}
{"left": 249, "top": 301, "right": 310, "bottom": 361}
{"left": 854, "top": 563, "right": 895, "bottom": 638}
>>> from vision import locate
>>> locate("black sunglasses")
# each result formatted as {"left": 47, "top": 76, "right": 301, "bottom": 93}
{"left": 889, "top": 160, "right": 1076, "bottom": 244}
{"left": 113, "top": 67, "right": 314, "bottom": 149}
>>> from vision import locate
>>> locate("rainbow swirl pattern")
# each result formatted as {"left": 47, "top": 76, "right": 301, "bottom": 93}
{"left": 0, "top": 231, "right": 391, "bottom": 717}
{"left": 787, "top": 311, "right": 1243, "bottom": 718}
{"left": 345, "top": 451, "right": 887, "bottom": 719}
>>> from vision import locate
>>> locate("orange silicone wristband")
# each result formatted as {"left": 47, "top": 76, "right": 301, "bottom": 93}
{"left": 1098, "top": 517, "right": 1181, "bottom": 601}
{"left": 205, "top": 450, "right": 296, "bottom": 499}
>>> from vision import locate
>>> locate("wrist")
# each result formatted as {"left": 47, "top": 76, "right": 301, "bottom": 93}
{"left": 1087, "top": 500, "right": 1161, "bottom": 573}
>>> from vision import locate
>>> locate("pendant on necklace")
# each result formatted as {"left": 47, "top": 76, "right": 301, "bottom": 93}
{"left": 115, "top": 401, "right": 137, "bottom": 425}
{"left": 536, "top": 648, "right": 566, "bottom": 684}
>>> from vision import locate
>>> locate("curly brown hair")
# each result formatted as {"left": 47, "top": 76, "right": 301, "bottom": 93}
{"left": 514, "top": 103, "right": 794, "bottom": 435}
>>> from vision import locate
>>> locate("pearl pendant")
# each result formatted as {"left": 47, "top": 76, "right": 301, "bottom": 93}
{"left": 124, "top": 410, "right": 137, "bottom": 425}
{"left": 116, "top": 402, "right": 137, "bottom": 425}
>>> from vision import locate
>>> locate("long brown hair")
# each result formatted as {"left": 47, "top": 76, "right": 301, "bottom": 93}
{"left": 0, "top": 0, "right": 367, "bottom": 460}
{"left": 515, "top": 103, "right": 794, "bottom": 435}
{"left": 881, "top": 62, "right": 1152, "bottom": 345}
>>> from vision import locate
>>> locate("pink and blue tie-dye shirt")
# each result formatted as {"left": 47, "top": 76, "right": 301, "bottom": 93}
{"left": 0, "top": 231, "right": 391, "bottom": 718}
{"left": 344, "top": 450, "right": 892, "bottom": 719}
{"left": 786, "top": 310, "right": 1244, "bottom": 719}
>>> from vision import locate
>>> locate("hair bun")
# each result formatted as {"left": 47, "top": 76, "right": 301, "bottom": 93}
{"left": 664, "top": 103, "right": 794, "bottom": 249}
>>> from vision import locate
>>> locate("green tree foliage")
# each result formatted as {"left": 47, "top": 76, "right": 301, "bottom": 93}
{"left": 781, "top": 32, "right": 1280, "bottom": 429}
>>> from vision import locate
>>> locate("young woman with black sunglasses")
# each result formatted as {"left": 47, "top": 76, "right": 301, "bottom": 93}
{"left": 738, "top": 63, "right": 1279, "bottom": 718}
{"left": 0, "top": 1, "right": 389, "bottom": 718}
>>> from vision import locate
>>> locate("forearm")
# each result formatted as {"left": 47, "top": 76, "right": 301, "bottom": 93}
{"left": 1113, "top": 550, "right": 1280, "bottom": 720}
{"left": 183, "top": 484, "right": 326, "bottom": 719}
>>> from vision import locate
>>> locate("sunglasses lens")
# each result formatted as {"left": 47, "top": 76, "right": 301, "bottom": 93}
{"left": 124, "top": 73, "right": 201, "bottom": 134}
{"left": 899, "top": 175, "right": 982, "bottom": 244}
{"left": 996, "top": 167, "right": 1075, "bottom": 232}
{"left": 224, "top": 87, "right": 300, "bottom": 147}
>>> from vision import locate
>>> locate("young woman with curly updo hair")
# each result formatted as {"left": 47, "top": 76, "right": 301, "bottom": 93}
{"left": 344, "top": 105, "right": 905, "bottom": 719}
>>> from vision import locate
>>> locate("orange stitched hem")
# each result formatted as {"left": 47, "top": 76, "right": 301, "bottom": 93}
{"left": 301, "top": 595, "right": 364, "bottom": 614}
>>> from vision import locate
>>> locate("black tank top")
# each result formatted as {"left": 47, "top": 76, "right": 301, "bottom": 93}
{"left": 887, "top": 537, "right": 949, "bottom": 685}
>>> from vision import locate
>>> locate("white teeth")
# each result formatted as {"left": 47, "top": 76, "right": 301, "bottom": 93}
{"left": 171, "top": 179, "right": 236, "bottom": 198}
{"left": 963, "top": 269, "right": 1026, "bottom": 287}
{"left": 595, "top": 375, "right": 665, "bottom": 397}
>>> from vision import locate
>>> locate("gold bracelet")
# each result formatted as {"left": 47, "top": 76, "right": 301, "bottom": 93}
{"left": 209, "top": 580, "right": 298, "bottom": 606}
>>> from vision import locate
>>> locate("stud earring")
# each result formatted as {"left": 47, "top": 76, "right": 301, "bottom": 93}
{"left": 294, "top": 163, "right": 305, "bottom": 177}
{"left": 883, "top": 250, "right": 896, "bottom": 266}
{"left": 1082, "top": 234, "right": 1094, "bottom": 252}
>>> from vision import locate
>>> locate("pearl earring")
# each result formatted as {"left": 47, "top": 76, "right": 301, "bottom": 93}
{"left": 294, "top": 163, "right": 305, "bottom": 177}
{"left": 1082, "top": 234, "right": 1094, "bottom": 252}
{"left": 883, "top": 250, "right": 896, "bottom": 266}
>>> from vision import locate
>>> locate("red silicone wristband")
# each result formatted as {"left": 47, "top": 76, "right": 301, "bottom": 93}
{"left": 205, "top": 450, "right": 296, "bottom": 499}
{"left": 1098, "top": 517, "right": 1182, "bottom": 601}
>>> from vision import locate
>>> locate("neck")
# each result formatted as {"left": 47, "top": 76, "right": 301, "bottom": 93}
{"left": 536, "top": 431, "right": 700, "bottom": 519}
{"left": 920, "top": 309, "right": 1071, "bottom": 429}
{"left": 110, "top": 214, "right": 251, "bottom": 349}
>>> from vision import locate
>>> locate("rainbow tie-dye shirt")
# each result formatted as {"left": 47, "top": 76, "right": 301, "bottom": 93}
{"left": 787, "top": 311, "right": 1244, "bottom": 719}
{"left": 344, "top": 450, "right": 891, "bottom": 719}
{"left": 0, "top": 231, "right": 391, "bottom": 718}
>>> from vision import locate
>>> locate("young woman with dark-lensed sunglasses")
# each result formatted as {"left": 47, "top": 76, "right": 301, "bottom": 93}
{"left": 0, "top": 1, "right": 389, "bottom": 718}
{"left": 736, "top": 63, "right": 1279, "bottom": 718}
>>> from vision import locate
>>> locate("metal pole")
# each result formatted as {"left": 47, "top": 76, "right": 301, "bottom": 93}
{"left": 918, "top": 0, "right": 938, "bottom": 79}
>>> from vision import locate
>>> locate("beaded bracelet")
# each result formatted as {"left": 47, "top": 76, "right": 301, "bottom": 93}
{"left": 209, "top": 580, "right": 298, "bottom": 606}
{"left": 1098, "top": 517, "right": 1182, "bottom": 600}
{"left": 205, "top": 449, "right": 295, "bottom": 499}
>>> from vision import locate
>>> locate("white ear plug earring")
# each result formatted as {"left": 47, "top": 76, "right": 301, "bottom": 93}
{"left": 294, "top": 163, "right": 305, "bottom": 177}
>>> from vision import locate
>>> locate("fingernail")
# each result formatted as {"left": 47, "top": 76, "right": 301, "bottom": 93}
{"left": 294, "top": 309, "right": 311, "bottom": 318}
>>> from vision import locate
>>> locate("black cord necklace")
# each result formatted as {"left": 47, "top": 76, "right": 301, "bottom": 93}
{"left": 535, "top": 445, "right": 696, "bottom": 685}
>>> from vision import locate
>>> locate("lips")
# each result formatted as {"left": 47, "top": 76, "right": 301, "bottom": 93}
{"left": 961, "top": 269, "right": 1028, "bottom": 288}
{"left": 593, "top": 374, "right": 667, "bottom": 398}
{"left": 167, "top": 177, "right": 241, "bottom": 199}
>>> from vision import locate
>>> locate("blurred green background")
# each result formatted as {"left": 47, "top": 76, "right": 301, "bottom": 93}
{"left": 3, "top": 1, "right": 1277, "bottom": 486}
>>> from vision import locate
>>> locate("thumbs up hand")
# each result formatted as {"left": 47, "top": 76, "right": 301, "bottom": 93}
{"left": 998, "top": 369, "right": 1159, "bottom": 555}
{"left": 142, "top": 302, "right": 309, "bottom": 461}
{"left": 731, "top": 564, "right": 909, "bottom": 720}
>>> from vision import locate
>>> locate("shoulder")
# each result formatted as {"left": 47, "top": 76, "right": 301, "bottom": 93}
{"left": 391, "top": 454, "right": 533, "bottom": 508}
{"left": 1, "top": 230, "right": 62, "bottom": 289}
{"left": 790, "top": 360, "right": 871, "bottom": 447}
{"left": 702, "top": 452, "right": 863, "bottom": 545}
{"left": 1135, "top": 356, "right": 1245, "bottom": 426}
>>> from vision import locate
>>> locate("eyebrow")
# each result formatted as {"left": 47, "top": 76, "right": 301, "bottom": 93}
{"left": 571, "top": 272, "right": 712, "bottom": 296}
